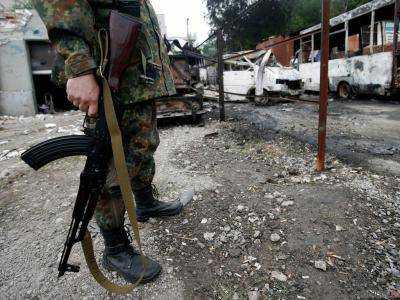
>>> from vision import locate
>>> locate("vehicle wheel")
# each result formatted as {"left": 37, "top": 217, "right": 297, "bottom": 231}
{"left": 255, "top": 90, "right": 273, "bottom": 106}
{"left": 246, "top": 89, "right": 256, "bottom": 103}
{"left": 337, "top": 82, "right": 352, "bottom": 99}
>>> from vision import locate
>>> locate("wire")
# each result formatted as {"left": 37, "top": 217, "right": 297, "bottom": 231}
{"left": 194, "top": 0, "right": 268, "bottom": 49}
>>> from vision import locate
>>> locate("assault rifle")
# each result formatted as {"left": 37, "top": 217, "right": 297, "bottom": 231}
{"left": 21, "top": 11, "right": 142, "bottom": 278}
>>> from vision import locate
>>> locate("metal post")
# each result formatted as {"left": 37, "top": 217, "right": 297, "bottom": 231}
{"left": 345, "top": 20, "right": 349, "bottom": 57}
{"left": 217, "top": 29, "right": 225, "bottom": 122}
{"left": 316, "top": 0, "right": 330, "bottom": 172}
{"left": 370, "top": 10, "right": 376, "bottom": 54}
{"left": 311, "top": 34, "right": 315, "bottom": 61}
{"left": 300, "top": 37, "right": 303, "bottom": 64}
{"left": 392, "top": 0, "right": 400, "bottom": 89}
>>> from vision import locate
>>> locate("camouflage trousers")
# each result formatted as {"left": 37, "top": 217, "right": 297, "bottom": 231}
{"left": 94, "top": 101, "right": 159, "bottom": 230}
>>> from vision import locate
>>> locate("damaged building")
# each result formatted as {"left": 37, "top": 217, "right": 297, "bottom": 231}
{"left": 0, "top": 9, "right": 52, "bottom": 116}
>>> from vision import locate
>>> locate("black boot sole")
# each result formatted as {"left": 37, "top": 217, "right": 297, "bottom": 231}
{"left": 136, "top": 204, "right": 184, "bottom": 223}
{"left": 102, "top": 259, "right": 162, "bottom": 284}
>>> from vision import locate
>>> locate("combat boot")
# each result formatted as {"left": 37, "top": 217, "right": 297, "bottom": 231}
{"left": 101, "top": 227, "right": 161, "bottom": 283}
{"left": 134, "top": 185, "right": 183, "bottom": 222}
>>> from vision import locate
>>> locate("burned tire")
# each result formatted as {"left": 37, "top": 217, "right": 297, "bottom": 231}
{"left": 337, "top": 82, "right": 352, "bottom": 99}
{"left": 246, "top": 88, "right": 256, "bottom": 103}
{"left": 247, "top": 89, "right": 272, "bottom": 106}
{"left": 255, "top": 91, "right": 270, "bottom": 106}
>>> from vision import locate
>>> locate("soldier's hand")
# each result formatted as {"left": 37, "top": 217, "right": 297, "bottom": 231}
{"left": 66, "top": 74, "right": 100, "bottom": 116}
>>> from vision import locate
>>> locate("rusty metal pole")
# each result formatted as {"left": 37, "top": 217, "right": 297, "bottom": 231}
{"left": 392, "top": 0, "right": 400, "bottom": 89}
{"left": 316, "top": 0, "right": 330, "bottom": 172}
{"left": 217, "top": 29, "right": 225, "bottom": 122}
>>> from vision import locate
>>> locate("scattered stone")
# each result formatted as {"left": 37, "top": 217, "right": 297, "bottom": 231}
{"left": 237, "top": 205, "right": 246, "bottom": 212}
{"left": 197, "top": 242, "right": 206, "bottom": 249}
{"left": 223, "top": 225, "right": 231, "bottom": 232}
{"left": 254, "top": 230, "right": 261, "bottom": 238}
{"left": 389, "top": 268, "right": 400, "bottom": 278}
{"left": 265, "top": 193, "right": 275, "bottom": 199}
{"left": 281, "top": 200, "right": 294, "bottom": 207}
{"left": 0, "top": 169, "right": 11, "bottom": 180}
{"left": 290, "top": 177, "right": 302, "bottom": 183}
{"left": 270, "top": 233, "right": 281, "bottom": 243}
{"left": 55, "top": 218, "right": 63, "bottom": 224}
{"left": 229, "top": 248, "right": 242, "bottom": 258}
{"left": 218, "top": 233, "right": 227, "bottom": 243}
{"left": 270, "top": 270, "right": 287, "bottom": 282}
{"left": 248, "top": 291, "right": 261, "bottom": 300}
{"left": 314, "top": 260, "right": 327, "bottom": 271}
{"left": 276, "top": 254, "right": 287, "bottom": 261}
{"left": 204, "top": 132, "right": 219, "bottom": 139}
{"left": 204, "top": 232, "right": 215, "bottom": 242}
{"left": 248, "top": 216, "right": 259, "bottom": 223}
{"left": 44, "top": 123, "right": 57, "bottom": 128}
{"left": 148, "top": 218, "right": 158, "bottom": 224}
{"left": 244, "top": 256, "right": 257, "bottom": 263}
{"left": 60, "top": 202, "right": 70, "bottom": 208}
{"left": 335, "top": 225, "right": 345, "bottom": 232}
{"left": 201, "top": 218, "right": 208, "bottom": 224}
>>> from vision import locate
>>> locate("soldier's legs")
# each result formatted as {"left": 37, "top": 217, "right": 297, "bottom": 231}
{"left": 94, "top": 101, "right": 162, "bottom": 283}
{"left": 95, "top": 100, "right": 183, "bottom": 226}
{"left": 95, "top": 101, "right": 160, "bottom": 230}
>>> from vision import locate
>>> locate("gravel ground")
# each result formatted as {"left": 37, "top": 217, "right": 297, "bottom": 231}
{"left": 0, "top": 104, "right": 399, "bottom": 299}
{"left": 225, "top": 98, "right": 400, "bottom": 176}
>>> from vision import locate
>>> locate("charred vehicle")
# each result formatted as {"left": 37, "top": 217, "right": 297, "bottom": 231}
{"left": 222, "top": 50, "right": 302, "bottom": 105}
{"left": 295, "top": 0, "right": 400, "bottom": 99}
{"left": 157, "top": 39, "right": 206, "bottom": 121}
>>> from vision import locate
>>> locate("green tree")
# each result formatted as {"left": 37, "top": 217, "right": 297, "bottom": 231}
{"left": 204, "top": 0, "right": 293, "bottom": 51}
{"left": 204, "top": 0, "right": 374, "bottom": 51}
{"left": 199, "top": 39, "right": 218, "bottom": 57}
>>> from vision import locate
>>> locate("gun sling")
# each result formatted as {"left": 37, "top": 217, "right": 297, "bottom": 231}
{"left": 80, "top": 27, "right": 146, "bottom": 294}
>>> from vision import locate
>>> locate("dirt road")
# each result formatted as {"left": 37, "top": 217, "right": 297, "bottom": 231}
{"left": 0, "top": 105, "right": 399, "bottom": 299}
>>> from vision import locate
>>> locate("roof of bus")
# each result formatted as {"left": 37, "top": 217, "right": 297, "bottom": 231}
{"left": 300, "top": 0, "right": 394, "bottom": 35}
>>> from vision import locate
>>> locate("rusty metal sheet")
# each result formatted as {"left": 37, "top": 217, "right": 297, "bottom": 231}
{"left": 155, "top": 95, "right": 205, "bottom": 120}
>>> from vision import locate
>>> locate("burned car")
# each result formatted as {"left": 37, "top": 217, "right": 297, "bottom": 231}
{"left": 158, "top": 39, "right": 206, "bottom": 122}
{"left": 223, "top": 50, "right": 302, "bottom": 105}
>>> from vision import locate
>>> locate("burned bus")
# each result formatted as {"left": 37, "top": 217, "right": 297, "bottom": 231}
{"left": 294, "top": 0, "right": 400, "bottom": 98}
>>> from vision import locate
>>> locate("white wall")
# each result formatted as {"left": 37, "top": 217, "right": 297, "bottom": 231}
{"left": 0, "top": 9, "right": 48, "bottom": 116}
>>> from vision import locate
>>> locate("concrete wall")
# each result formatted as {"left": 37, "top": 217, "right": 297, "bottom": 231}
{"left": 0, "top": 9, "right": 48, "bottom": 116}
{"left": 0, "top": 40, "right": 37, "bottom": 115}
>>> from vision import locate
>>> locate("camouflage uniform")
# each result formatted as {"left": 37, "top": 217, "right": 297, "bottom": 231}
{"left": 33, "top": 0, "right": 176, "bottom": 230}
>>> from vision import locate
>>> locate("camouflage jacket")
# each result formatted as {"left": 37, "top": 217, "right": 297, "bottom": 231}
{"left": 32, "top": 0, "right": 176, "bottom": 104}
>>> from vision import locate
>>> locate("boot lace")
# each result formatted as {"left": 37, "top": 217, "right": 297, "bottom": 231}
{"left": 151, "top": 184, "right": 160, "bottom": 199}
